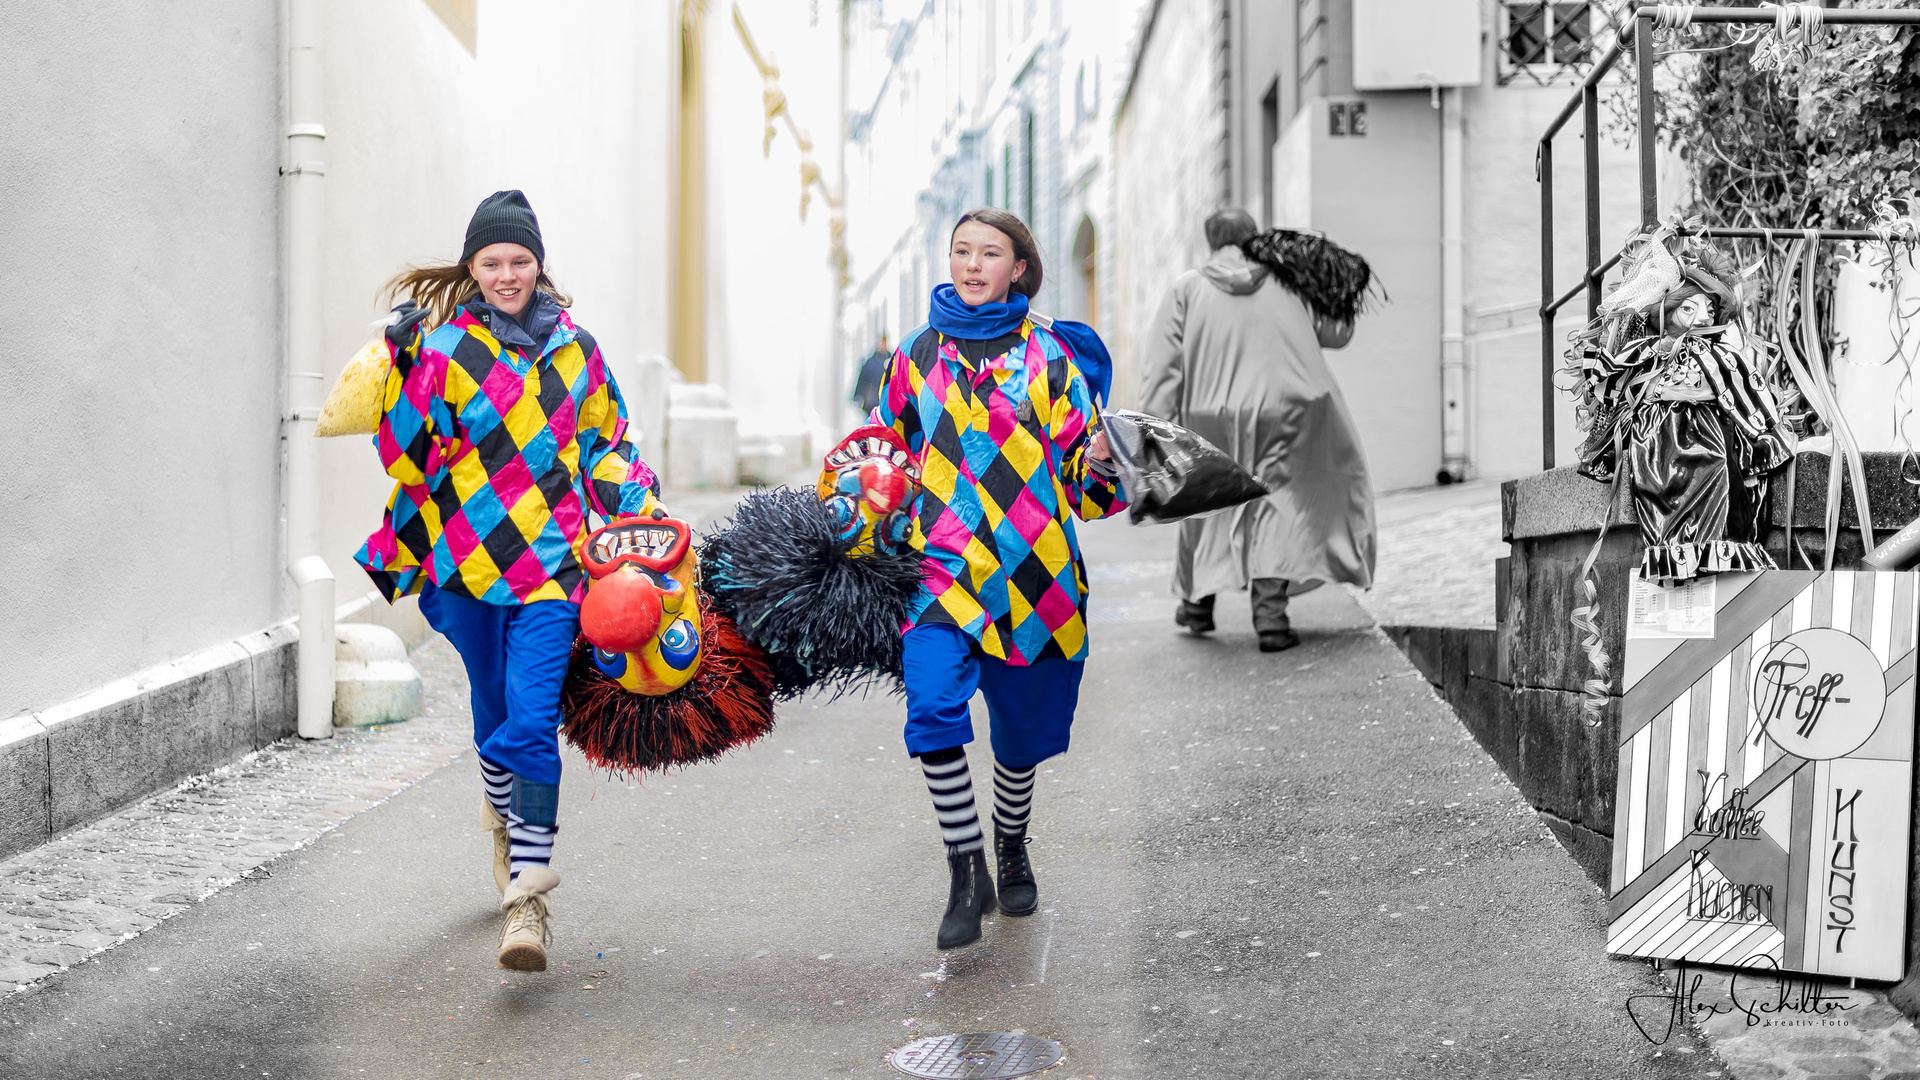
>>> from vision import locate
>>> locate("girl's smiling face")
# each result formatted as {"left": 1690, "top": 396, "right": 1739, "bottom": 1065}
{"left": 949, "top": 221, "right": 1027, "bottom": 307}
{"left": 470, "top": 242, "right": 539, "bottom": 316}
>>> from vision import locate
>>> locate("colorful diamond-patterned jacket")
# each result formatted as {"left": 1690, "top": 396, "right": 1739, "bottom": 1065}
{"left": 871, "top": 321, "right": 1127, "bottom": 665}
{"left": 354, "top": 304, "right": 658, "bottom": 605}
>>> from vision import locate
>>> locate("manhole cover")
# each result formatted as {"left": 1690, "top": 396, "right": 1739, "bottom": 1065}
{"left": 888, "top": 1032, "right": 1063, "bottom": 1079}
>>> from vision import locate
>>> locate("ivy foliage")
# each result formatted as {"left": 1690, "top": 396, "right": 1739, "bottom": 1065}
{"left": 1656, "top": 2, "right": 1920, "bottom": 235}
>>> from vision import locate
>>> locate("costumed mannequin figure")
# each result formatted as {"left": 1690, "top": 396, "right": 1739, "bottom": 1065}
{"left": 349, "top": 190, "right": 663, "bottom": 973}
{"left": 1567, "top": 222, "right": 1796, "bottom": 583}
{"left": 861, "top": 208, "right": 1127, "bottom": 950}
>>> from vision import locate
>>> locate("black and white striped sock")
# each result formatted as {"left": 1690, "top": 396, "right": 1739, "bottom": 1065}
{"left": 506, "top": 817, "right": 556, "bottom": 879}
{"left": 919, "top": 747, "right": 983, "bottom": 855}
{"left": 479, "top": 756, "right": 513, "bottom": 821}
{"left": 992, "top": 761, "right": 1036, "bottom": 837}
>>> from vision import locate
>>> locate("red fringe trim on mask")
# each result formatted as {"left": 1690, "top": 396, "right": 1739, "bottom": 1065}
{"left": 559, "top": 595, "right": 777, "bottom": 776}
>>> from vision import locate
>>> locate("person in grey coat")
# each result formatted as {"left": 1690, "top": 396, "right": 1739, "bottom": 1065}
{"left": 1137, "top": 209, "right": 1376, "bottom": 652}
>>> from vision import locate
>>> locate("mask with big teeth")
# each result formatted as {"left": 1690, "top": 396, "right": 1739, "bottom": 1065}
{"left": 579, "top": 514, "right": 703, "bottom": 694}
{"left": 817, "top": 425, "right": 921, "bottom": 556}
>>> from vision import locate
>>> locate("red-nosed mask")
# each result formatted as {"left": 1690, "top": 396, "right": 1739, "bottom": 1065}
{"left": 580, "top": 515, "right": 703, "bottom": 694}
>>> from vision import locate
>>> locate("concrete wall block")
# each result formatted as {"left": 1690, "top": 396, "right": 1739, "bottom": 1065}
{"left": 1504, "top": 467, "right": 1636, "bottom": 541}
{"left": 1465, "top": 627, "right": 1498, "bottom": 683}
{"left": 1440, "top": 626, "right": 1472, "bottom": 700}
{"left": 153, "top": 643, "right": 256, "bottom": 768}
{"left": 1538, "top": 809, "right": 1613, "bottom": 889}
{"left": 1493, "top": 555, "right": 1512, "bottom": 626}
{"left": 0, "top": 715, "right": 51, "bottom": 862}
{"left": 1772, "top": 450, "right": 1920, "bottom": 530}
{"left": 47, "top": 693, "right": 159, "bottom": 836}
{"left": 1382, "top": 625, "right": 1442, "bottom": 688}
{"left": 242, "top": 625, "right": 299, "bottom": 749}
{"left": 1458, "top": 674, "right": 1521, "bottom": 783}
{"left": 47, "top": 646, "right": 257, "bottom": 837}
{"left": 1504, "top": 531, "right": 1638, "bottom": 695}
{"left": 1513, "top": 687, "right": 1619, "bottom": 836}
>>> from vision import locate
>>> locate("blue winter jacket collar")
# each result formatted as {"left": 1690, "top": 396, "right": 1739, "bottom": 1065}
{"left": 928, "top": 283, "right": 1030, "bottom": 341}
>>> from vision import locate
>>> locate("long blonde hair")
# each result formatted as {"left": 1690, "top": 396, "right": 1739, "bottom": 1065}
{"left": 382, "top": 260, "right": 572, "bottom": 328}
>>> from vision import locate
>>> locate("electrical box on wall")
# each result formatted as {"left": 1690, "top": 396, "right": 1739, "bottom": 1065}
{"left": 1352, "top": 0, "right": 1482, "bottom": 90}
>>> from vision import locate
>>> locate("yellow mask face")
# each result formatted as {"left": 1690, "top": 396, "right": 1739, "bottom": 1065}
{"left": 581, "top": 516, "right": 704, "bottom": 695}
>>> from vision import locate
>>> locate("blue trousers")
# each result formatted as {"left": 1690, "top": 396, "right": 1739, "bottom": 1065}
{"left": 901, "top": 624, "right": 1085, "bottom": 768}
{"left": 418, "top": 584, "right": 578, "bottom": 799}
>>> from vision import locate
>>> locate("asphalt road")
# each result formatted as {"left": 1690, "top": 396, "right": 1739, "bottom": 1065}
{"left": 0, "top": 514, "right": 1715, "bottom": 1079}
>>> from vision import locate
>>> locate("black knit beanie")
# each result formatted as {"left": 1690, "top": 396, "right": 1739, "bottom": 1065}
{"left": 460, "top": 189, "right": 545, "bottom": 265}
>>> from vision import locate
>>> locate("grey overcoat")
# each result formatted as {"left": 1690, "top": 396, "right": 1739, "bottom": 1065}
{"left": 1137, "top": 247, "right": 1377, "bottom": 599}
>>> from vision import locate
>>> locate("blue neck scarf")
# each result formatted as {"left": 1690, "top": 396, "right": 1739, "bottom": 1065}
{"left": 927, "top": 283, "right": 1029, "bottom": 341}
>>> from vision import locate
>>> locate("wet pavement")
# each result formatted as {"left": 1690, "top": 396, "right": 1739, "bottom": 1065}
{"left": 0, "top": 509, "right": 1718, "bottom": 1079}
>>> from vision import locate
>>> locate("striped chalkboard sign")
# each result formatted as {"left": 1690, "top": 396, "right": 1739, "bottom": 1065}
{"left": 1606, "top": 571, "right": 1917, "bottom": 980}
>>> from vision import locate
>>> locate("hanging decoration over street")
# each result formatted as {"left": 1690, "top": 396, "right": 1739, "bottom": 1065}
{"left": 732, "top": 2, "right": 848, "bottom": 286}
{"left": 1607, "top": 569, "right": 1916, "bottom": 982}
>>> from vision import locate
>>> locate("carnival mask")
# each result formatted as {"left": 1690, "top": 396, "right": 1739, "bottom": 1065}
{"left": 817, "top": 425, "right": 921, "bottom": 556}
{"left": 579, "top": 514, "right": 703, "bottom": 694}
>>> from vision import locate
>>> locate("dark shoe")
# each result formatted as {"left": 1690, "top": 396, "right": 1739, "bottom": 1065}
{"left": 1175, "top": 601, "right": 1215, "bottom": 636}
{"left": 937, "top": 847, "right": 996, "bottom": 949}
{"left": 994, "top": 831, "right": 1039, "bottom": 916}
{"left": 1258, "top": 629, "right": 1300, "bottom": 653}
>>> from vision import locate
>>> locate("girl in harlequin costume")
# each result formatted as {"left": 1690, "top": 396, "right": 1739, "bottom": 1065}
{"left": 865, "top": 208, "right": 1126, "bottom": 949}
{"left": 353, "top": 190, "right": 663, "bottom": 972}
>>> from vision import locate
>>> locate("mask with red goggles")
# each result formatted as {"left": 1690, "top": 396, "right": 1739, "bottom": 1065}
{"left": 816, "top": 425, "right": 921, "bottom": 555}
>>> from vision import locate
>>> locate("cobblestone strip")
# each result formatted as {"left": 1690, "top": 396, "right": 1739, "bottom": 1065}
{"left": 0, "top": 636, "right": 473, "bottom": 992}
{"left": 1353, "top": 499, "right": 1507, "bottom": 629}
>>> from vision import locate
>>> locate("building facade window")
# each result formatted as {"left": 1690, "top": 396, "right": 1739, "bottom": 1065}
{"left": 1498, "top": 2, "right": 1604, "bottom": 86}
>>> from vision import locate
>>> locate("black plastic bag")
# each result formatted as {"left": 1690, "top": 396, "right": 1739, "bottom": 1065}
{"left": 1100, "top": 409, "right": 1269, "bottom": 526}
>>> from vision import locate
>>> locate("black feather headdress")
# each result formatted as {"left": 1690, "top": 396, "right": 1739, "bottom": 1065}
{"left": 1240, "top": 229, "right": 1380, "bottom": 323}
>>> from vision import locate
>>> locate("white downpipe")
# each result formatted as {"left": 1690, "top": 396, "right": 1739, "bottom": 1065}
{"left": 289, "top": 556, "right": 337, "bottom": 740}
{"left": 1438, "top": 86, "right": 1468, "bottom": 482}
{"left": 284, "top": 0, "right": 331, "bottom": 738}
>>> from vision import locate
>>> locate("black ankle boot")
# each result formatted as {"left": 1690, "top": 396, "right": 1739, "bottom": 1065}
{"left": 937, "top": 847, "right": 996, "bottom": 949}
{"left": 994, "top": 831, "right": 1038, "bottom": 916}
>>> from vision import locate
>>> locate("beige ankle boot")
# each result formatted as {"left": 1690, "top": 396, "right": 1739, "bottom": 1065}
{"left": 497, "top": 866, "right": 560, "bottom": 971}
{"left": 481, "top": 798, "right": 511, "bottom": 894}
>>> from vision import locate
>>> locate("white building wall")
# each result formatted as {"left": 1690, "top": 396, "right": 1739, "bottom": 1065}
{"left": 1459, "top": 65, "right": 1676, "bottom": 482}
{"left": 1112, "top": 0, "right": 1227, "bottom": 418}
{"left": 705, "top": 0, "right": 845, "bottom": 467}
{"left": 0, "top": 0, "right": 679, "bottom": 721}
{"left": 842, "top": 0, "right": 1148, "bottom": 420}
{"left": 1115, "top": 0, "right": 1671, "bottom": 488}
{"left": 0, "top": 4, "right": 285, "bottom": 719}
{"left": 316, "top": 0, "right": 678, "bottom": 618}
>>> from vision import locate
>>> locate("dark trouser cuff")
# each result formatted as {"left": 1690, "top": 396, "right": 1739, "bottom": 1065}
{"left": 510, "top": 777, "right": 561, "bottom": 829}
